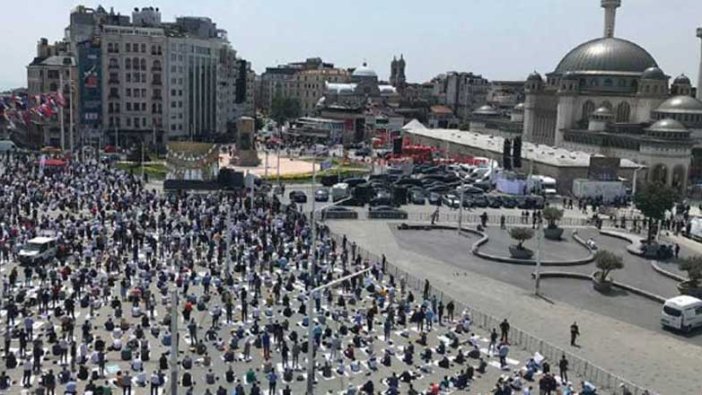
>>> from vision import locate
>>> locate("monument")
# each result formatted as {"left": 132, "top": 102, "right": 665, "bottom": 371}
{"left": 237, "top": 116, "right": 260, "bottom": 166}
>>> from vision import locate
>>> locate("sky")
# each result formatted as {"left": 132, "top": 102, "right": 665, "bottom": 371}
{"left": 1, "top": 0, "right": 701, "bottom": 90}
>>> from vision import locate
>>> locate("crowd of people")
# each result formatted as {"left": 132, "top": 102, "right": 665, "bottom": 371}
{"left": 0, "top": 151, "right": 631, "bottom": 394}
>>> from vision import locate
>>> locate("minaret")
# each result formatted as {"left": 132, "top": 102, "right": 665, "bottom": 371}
{"left": 697, "top": 27, "right": 702, "bottom": 100}
{"left": 601, "top": 0, "right": 621, "bottom": 38}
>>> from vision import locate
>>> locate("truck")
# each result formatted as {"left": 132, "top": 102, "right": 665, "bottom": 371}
{"left": 527, "top": 175, "right": 558, "bottom": 197}
{"left": 571, "top": 179, "right": 626, "bottom": 203}
{"left": 331, "top": 183, "right": 350, "bottom": 202}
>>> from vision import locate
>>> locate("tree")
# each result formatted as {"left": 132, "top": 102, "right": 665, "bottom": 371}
{"left": 633, "top": 183, "right": 678, "bottom": 243}
{"left": 542, "top": 207, "right": 563, "bottom": 229}
{"left": 270, "top": 96, "right": 301, "bottom": 124}
{"left": 502, "top": 139, "right": 512, "bottom": 170}
{"left": 594, "top": 250, "right": 624, "bottom": 283}
{"left": 509, "top": 227, "right": 534, "bottom": 249}
{"left": 512, "top": 136, "right": 522, "bottom": 168}
{"left": 680, "top": 256, "right": 702, "bottom": 288}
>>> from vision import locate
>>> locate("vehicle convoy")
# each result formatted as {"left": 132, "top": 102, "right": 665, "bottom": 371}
{"left": 19, "top": 236, "right": 58, "bottom": 265}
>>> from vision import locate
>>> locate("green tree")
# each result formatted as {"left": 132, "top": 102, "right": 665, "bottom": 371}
{"left": 594, "top": 250, "right": 624, "bottom": 283}
{"left": 509, "top": 227, "right": 534, "bottom": 249}
{"left": 680, "top": 256, "right": 702, "bottom": 288}
{"left": 270, "top": 96, "right": 301, "bottom": 124}
{"left": 633, "top": 183, "right": 678, "bottom": 243}
{"left": 542, "top": 206, "right": 563, "bottom": 229}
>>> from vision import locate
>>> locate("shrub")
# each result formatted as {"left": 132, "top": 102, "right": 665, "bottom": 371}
{"left": 594, "top": 250, "right": 624, "bottom": 282}
{"left": 542, "top": 206, "right": 563, "bottom": 229}
{"left": 509, "top": 227, "right": 534, "bottom": 249}
{"left": 680, "top": 256, "right": 702, "bottom": 288}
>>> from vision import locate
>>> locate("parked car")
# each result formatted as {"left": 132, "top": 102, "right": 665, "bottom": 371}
{"left": 410, "top": 190, "right": 426, "bottom": 205}
{"left": 501, "top": 196, "right": 518, "bottom": 209}
{"left": 368, "top": 206, "right": 409, "bottom": 219}
{"left": 442, "top": 193, "right": 461, "bottom": 209}
{"left": 343, "top": 177, "right": 367, "bottom": 188}
{"left": 428, "top": 192, "right": 442, "bottom": 206}
{"left": 315, "top": 188, "right": 329, "bottom": 202}
{"left": 288, "top": 190, "right": 307, "bottom": 204}
{"left": 487, "top": 195, "right": 502, "bottom": 209}
{"left": 370, "top": 196, "right": 394, "bottom": 207}
{"left": 472, "top": 194, "right": 489, "bottom": 208}
{"left": 321, "top": 206, "right": 358, "bottom": 219}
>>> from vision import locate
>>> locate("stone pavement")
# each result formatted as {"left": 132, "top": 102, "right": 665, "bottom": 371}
{"left": 327, "top": 219, "right": 701, "bottom": 394}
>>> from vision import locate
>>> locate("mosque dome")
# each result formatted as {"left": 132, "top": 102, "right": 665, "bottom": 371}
{"left": 655, "top": 96, "right": 702, "bottom": 114}
{"left": 641, "top": 67, "right": 666, "bottom": 80}
{"left": 554, "top": 37, "right": 657, "bottom": 76}
{"left": 352, "top": 63, "right": 377, "bottom": 78}
{"left": 647, "top": 118, "right": 687, "bottom": 133}
{"left": 526, "top": 72, "right": 543, "bottom": 82}
{"left": 673, "top": 74, "right": 691, "bottom": 85}
{"left": 473, "top": 104, "right": 498, "bottom": 116}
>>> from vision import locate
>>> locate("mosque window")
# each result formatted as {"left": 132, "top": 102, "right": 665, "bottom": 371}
{"left": 604, "top": 78, "right": 613, "bottom": 87}
{"left": 582, "top": 101, "right": 595, "bottom": 120}
{"left": 616, "top": 102, "right": 630, "bottom": 123}
{"left": 590, "top": 79, "right": 598, "bottom": 87}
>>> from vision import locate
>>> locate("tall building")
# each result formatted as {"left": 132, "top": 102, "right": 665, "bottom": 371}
{"left": 522, "top": 0, "right": 701, "bottom": 191}
{"left": 429, "top": 72, "right": 489, "bottom": 120}
{"left": 26, "top": 38, "right": 79, "bottom": 148}
{"left": 258, "top": 58, "right": 346, "bottom": 114}
{"left": 31, "top": 5, "right": 253, "bottom": 149}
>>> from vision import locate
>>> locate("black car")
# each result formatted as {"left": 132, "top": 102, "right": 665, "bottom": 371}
{"left": 501, "top": 196, "right": 518, "bottom": 209}
{"left": 487, "top": 195, "right": 502, "bottom": 209}
{"left": 472, "top": 194, "right": 489, "bottom": 208}
{"left": 289, "top": 191, "right": 307, "bottom": 203}
{"left": 428, "top": 192, "right": 442, "bottom": 206}
{"left": 314, "top": 189, "right": 329, "bottom": 202}
{"left": 410, "top": 190, "right": 426, "bottom": 205}
{"left": 343, "top": 177, "right": 367, "bottom": 188}
{"left": 368, "top": 205, "right": 409, "bottom": 219}
{"left": 370, "top": 196, "right": 394, "bottom": 207}
{"left": 321, "top": 206, "right": 358, "bottom": 219}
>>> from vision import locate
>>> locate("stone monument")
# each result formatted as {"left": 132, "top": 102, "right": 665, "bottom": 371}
{"left": 237, "top": 116, "right": 260, "bottom": 166}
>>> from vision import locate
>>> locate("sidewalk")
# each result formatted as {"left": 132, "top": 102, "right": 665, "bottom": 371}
{"left": 328, "top": 220, "right": 701, "bottom": 394}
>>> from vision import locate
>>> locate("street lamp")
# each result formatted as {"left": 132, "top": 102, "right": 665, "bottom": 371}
{"left": 534, "top": 218, "right": 543, "bottom": 295}
{"left": 306, "top": 267, "right": 372, "bottom": 394}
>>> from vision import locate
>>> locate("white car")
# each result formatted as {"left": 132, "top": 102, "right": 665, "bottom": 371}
{"left": 19, "top": 236, "right": 58, "bottom": 265}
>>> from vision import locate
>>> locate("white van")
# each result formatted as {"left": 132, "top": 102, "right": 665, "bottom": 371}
{"left": 661, "top": 295, "right": 702, "bottom": 332}
{"left": 18, "top": 237, "right": 58, "bottom": 265}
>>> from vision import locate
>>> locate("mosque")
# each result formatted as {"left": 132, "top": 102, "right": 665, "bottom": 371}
{"left": 521, "top": 0, "right": 702, "bottom": 191}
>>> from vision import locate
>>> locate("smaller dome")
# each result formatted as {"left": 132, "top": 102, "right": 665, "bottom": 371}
{"left": 641, "top": 67, "right": 666, "bottom": 80}
{"left": 513, "top": 103, "right": 525, "bottom": 112}
{"left": 592, "top": 106, "right": 613, "bottom": 117}
{"left": 527, "top": 72, "right": 543, "bottom": 82}
{"left": 655, "top": 95, "right": 702, "bottom": 114}
{"left": 473, "top": 104, "right": 498, "bottom": 116}
{"left": 674, "top": 74, "right": 691, "bottom": 85}
{"left": 647, "top": 118, "right": 687, "bottom": 132}
{"left": 352, "top": 63, "right": 377, "bottom": 78}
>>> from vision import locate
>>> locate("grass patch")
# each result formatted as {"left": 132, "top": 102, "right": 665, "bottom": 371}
{"left": 262, "top": 167, "right": 369, "bottom": 183}
{"left": 115, "top": 161, "right": 167, "bottom": 179}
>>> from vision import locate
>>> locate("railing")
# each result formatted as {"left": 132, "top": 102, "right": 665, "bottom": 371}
{"left": 345, "top": 211, "right": 589, "bottom": 227}
{"left": 324, "top": 228, "right": 649, "bottom": 395}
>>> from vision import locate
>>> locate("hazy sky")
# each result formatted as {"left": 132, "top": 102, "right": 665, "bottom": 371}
{"left": 1, "top": 0, "right": 701, "bottom": 90}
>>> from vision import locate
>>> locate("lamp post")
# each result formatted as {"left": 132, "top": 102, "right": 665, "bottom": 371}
{"left": 306, "top": 267, "right": 372, "bottom": 394}
{"left": 534, "top": 218, "right": 543, "bottom": 295}
{"left": 169, "top": 285, "right": 179, "bottom": 395}
{"left": 458, "top": 176, "right": 465, "bottom": 233}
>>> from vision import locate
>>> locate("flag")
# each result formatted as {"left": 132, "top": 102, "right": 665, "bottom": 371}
{"left": 55, "top": 92, "right": 66, "bottom": 107}
{"left": 320, "top": 159, "right": 333, "bottom": 171}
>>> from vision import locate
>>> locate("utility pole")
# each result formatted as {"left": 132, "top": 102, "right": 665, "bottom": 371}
{"left": 306, "top": 156, "right": 318, "bottom": 395}
{"left": 141, "top": 137, "right": 145, "bottom": 180}
{"left": 458, "top": 175, "right": 465, "bottom": 232}
{"left": 69, "top": 65, "right": 74, "bottom": 156}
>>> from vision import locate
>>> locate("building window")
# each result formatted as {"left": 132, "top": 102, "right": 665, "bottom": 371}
{"left": 126, "top": 43, "right": 131, "bottom": 52}
{"left": 134, "top": 117, "right": 140, "bottom": 128}
{"left": 126, "top": 74, "right": 131, "bottom": 83}
{"left": 126, "top": 103, "right": 132, "bottom": 111}
{"left": 582, "top": 100, "right": 595, "bottom": 120}
{"left": 141, "top": 43, "right": 146, "bottom": 53}
{"left": 616, "top": 102, "right": 630, "bottom": 122}
{"left": 126, "top": 117, "right": 131, "bottom": 127}
{"left": 125, "top": 58, "right": 131, "bottom": 69}
{"left": 126, "top": 88, "right": 131, "bottom": 97}
{"left": 141, "top": 59, "right": 146, "bottom": 71}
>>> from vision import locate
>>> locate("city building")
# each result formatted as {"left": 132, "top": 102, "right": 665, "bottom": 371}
{"left": 31, "top": 5, "right": 253, "bottom": 149}
{"left": 258, "top": 57, "right": 344, "bottom": 114}
{"left": 522, "top": 0, "right": 701, "bottom": 191}
{"left": 26, "top": 38, "right": 79, "bottom": 148}
{"left": 429, "top": 71, "right": 489, "bottom": 120}
{"left": 486, "top": 81, "right": 525, "bottom": 110}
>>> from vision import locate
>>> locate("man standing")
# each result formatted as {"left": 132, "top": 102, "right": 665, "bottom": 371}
{"left": 559, "top": 354, "right": 569, "bottom": 383}
{"left": 499, "top": 319, "right": 510, "bottom": 343}
{"left": 570, "top": 322, "right": 580, "bottom": 346}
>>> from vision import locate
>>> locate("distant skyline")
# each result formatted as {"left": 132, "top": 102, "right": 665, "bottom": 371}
{"left": 0, "top": 0, "right": 701, "bottom": 90}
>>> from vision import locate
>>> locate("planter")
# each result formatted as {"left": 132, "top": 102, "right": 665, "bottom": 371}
{"left": 509, "top": 245, "right": 533, "bottom": 260}
{"left": 543, "top": 227, "right": 564, "bottom": 241}
{"left": 592, "top": 277, "right": 613, "bottom": 292}
{"left": 677, "top": 281, "right": 702, "bottom": 298}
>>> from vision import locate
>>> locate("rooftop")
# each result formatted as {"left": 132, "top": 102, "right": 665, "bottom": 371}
{"left": 402, "top": 121, "right": 640, "bottom": 169}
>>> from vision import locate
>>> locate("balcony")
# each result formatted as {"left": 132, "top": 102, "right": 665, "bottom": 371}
{"left": 151, "top": 80, "right": 162, "bottom": 86}
{"left": 152, "top": 95, "right": 163, "bottom": 101}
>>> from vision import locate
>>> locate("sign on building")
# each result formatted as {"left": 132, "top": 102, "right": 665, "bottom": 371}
{"left": 588, "top": 157, "right": 620, "bottom": 181}
{"left": 78, "top": 40, "right": 102, "bottom": 127}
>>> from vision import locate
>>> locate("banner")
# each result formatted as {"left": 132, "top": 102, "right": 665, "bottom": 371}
{"left": 78, "top": 40, "right": 102, "bottom": 127}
